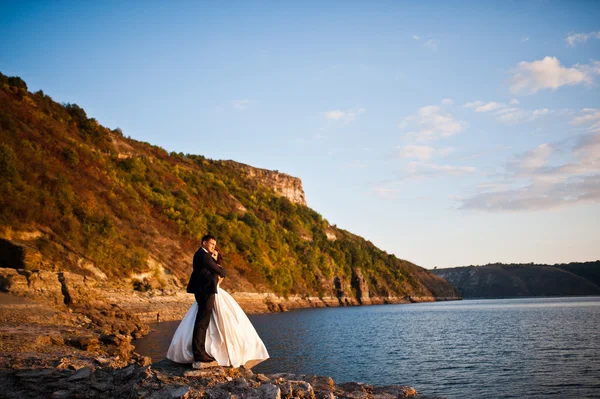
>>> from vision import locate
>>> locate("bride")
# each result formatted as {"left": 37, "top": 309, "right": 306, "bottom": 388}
{"left": 167, "top": 248, "right": 269, "bottom": 369}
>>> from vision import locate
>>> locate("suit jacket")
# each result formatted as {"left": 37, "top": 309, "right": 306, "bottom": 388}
{"left": 186, "top": 248, "right": 227, "bottom": 295}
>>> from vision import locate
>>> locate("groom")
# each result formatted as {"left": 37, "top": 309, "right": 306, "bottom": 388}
{"left": 186, "top": 234, "right": 226, "bottom": 367}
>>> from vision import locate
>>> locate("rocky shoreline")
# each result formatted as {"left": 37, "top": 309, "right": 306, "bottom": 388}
{"left": 0, "top": 290, "right": 423, "bottom": 399}
{"left": 0, "top": 267, "right": 460, "bottom": 324}
{"left": 107, "top": 289, "right": 458, "bottom": 324}
{"left": 0, "top": 358, "right": 420, "bottom": 399}
{"left": 0, "top": 266, "right": 458, "bottom": 398}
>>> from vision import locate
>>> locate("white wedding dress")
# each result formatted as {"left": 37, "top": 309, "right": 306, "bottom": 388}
{"left": 166, "top": 287, "right": 269, "bottom": 369}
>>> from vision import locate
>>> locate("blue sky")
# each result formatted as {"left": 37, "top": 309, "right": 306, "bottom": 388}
{"left": 1, "top": 1, "right": 599, "bottom": 268}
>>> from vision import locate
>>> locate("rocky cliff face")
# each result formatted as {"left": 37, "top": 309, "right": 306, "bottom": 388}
{"left": 0, "top": 267, "right": 148, "bottom": 338}
{"left": 223, "top": 161, "right": 307, "bottom": 205}
{"left": 433, "top": 263, "right": 600, "bottom": 298}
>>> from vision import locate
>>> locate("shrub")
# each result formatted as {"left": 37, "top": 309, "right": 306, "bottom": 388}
{"left": 241, "top": 212, "right": 260, "bottom": 228}
{"left": 63, "top": 147, "right": 80, "bottom": 167}
{"left": 0, "top": 143, "right": 18, "bottom": 180}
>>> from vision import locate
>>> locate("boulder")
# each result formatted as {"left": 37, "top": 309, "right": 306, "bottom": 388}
{"left": 67, "top": 336, "right": 101, "bottom": 352}
{"left": 246, "top": 383, "right": 281, "bottom": 399}
{"left": 58, "top": 272, "right": 96, "bottom": 304}
{"left": 0, "top": 268, "right": 28, "bottom": 293}
{"left": 373, "top": 385, "right": 418, "bottom": 398}
{"left": 0, "top": 267, "right": 96, "bottom": 306}
{"left": 336, "top": 382, "right": 372, "bottom": 399}
{"left": 19, "top": 269, "right": 64, "bottom": 304}
{"left": 204, "top": 387, "right": 232, "bottom": 399}
{"left": 285, "top": 381, "right": 314, "bottom": 399}
{"left": 100, "top": 334, "right": 135, "bottom": 360}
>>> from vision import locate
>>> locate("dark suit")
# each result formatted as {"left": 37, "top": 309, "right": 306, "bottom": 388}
{"left": 186, "top": 248, "right": 226, "bottom": 361}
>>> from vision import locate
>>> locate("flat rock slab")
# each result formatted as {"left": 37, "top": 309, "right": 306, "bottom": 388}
{"left": 256, "top": 373, "right": 272, "bottom": 382}
{"left": 195, "top": 361, "right": 219, "bottom": 369}
{"left": 184, "top": 367, "right": 225, "bottom": 378}
{"left": 67, "top": 367, "right": 92, "bottom": 381}
{"left": 245, "top": 383, "right": 281, "bottom": 399}
{"left": 156, "top": 385, "right": 191, "bottom": 399}
{"left": 16, "top": 369, "right": 56, "bottom": 378}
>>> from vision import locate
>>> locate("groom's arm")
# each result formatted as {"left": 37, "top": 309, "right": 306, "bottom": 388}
{"left": 202, "top": 252, "right": 227, "bottom": 278}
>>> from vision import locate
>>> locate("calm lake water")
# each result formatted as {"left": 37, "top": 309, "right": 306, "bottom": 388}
{"left": 134, "top": 297, "right": 600, "bottom": 398}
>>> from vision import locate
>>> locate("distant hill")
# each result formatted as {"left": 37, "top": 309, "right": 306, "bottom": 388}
{"left": 432, "top": 262, "right": 600, "bottom": 298}
{"left": 0, "top": 72, "right": 459, "bottom": 304}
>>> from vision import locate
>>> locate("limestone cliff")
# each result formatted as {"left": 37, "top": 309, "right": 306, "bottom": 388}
{"left": 222, "top": 160, "right": 307, "bottom": 205}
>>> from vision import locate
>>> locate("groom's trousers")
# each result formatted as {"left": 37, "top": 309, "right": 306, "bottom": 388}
{"left": 192, "top": 292, "right": 216, "bottom": 361}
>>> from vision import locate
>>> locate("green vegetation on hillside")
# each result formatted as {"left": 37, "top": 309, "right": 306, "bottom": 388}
{"left": 0, "top": 72, "right": 458, "bottom": 300}
{"left": 433, "top": 262, "right": 600, "bottom": 298}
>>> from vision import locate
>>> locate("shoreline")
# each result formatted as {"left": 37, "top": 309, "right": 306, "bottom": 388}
{"left": 0, "top": 291, "right": 421, "bottom": 398}
{"left": 0, "top": 266, "right": 458, "bottom": 397}
{"left": 0, "top": 358, "right": 420, "bottom": 399}
{"left": 108, "top": 289, "right": 462, "bottom": 324}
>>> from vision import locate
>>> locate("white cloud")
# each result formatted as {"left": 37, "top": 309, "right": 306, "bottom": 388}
{"left": 412, "top": 34, "right": 420, "bottom": 41}
{"left": 459, "top": 179, "right": 600, "bottom": 211}
{"left": 511, "top": 143, "right": 554, "bottom": 171}
{"left": 573, "top": 132, "right": 600, "bottom": 166}
{"left": 530, "top": 108, "right": 551, "bottom": 120}
{"left": 400, "top": 105, "right": 466, "bottom": 141}
{"left": 495, "top": 107, "right": 551, "bottom": 124}
{"left": 465, "top": 101, "right": 506, "bottom": 112}
{"left": 438, "top": 147, "right": 455, "bottom": 157}
{"left": 233, "top": 99, "right": 249, "bottom": 111}
{"left": 509, "top": 56, "right": 599, "bottom": 95}
{"left": 324, "top": 108, "right": 366, "bottom": 124}
{"left": 465, "top": 99, "right": 552, "bottom": 124}
{"left": 566, "top": 31, "right": 600, "bottom": 47}
{"left": 424, "top": 39, "right": 438, "bottom": 51}
{"left": 464, "top": 101, "right": 484, "bottom": 109}
{"left": 325, "top": 110, "right": 345, "bottom": 120}
{"left": 441, "top": 98, "right": 454, "bottom": 105}
{"left": 477, "top": 102, "right": 506, "bottom": 112}
{"left": 521, "top": 37, "right": 530, "bottom": 43}
{"left": 394, "top": 145, "right": 436, "bottom": 161}
{"left": 458, "top": 145, "right": 512, "bottom": 161}
{"left": 572, "top": 108, "right": 600, "bottom": 133}
{"left": 404, "top": 161, "right": 477, "bottom": 179}
{"left": 458, "top": 133, "right": 600, "bottom": 211}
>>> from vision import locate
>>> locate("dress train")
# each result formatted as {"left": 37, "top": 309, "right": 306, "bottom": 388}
{"left": 166, "top": 287, "right": 269, "bottom": 369}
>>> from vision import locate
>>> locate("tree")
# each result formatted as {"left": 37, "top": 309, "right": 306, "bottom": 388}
{"left": 7, "top": 76, "right": 27, "bottom": 90}
{"left": 0, "top": 143, "right": 18, "bottom": 180}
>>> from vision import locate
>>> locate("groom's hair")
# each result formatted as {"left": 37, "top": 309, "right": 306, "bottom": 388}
{"left": 202, "top": 234, "right": 216, "bottom": 244}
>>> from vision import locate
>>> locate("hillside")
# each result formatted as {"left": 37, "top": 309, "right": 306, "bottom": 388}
{"left": 432, "top": 262, "right": 600, "bottom": 298}
{"left": 0, "top": 72, "right": 460, "bottom": 309}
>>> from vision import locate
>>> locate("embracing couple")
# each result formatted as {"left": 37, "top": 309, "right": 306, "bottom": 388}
{"left": 167, "top": 234, "right": 269, "bottom": 369}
